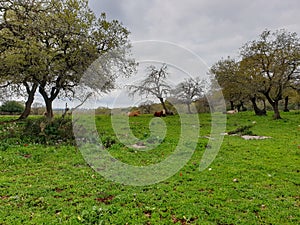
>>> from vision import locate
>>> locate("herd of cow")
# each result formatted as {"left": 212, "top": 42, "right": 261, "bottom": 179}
{"left": 127, "top": 109, "right": 174, "bottom": 117}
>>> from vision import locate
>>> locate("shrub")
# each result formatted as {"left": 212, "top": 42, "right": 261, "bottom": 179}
{"left": 0, "top": 101, "right": 24, "bottom": 114}
{"left": 21, "top": 117, "right": 75, "bottom": 145}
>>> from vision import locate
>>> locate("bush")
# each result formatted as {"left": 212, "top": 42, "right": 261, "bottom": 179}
{"left": 0, "top": 116, "right": 76, "bottom": 145}
{"left": 0, "top": 101, "right": 24, "bottom": 114}
{"left": 21, "top": 117, "right": 75, "bottom": 145}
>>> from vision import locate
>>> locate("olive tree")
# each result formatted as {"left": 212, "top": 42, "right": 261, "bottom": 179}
{"left": 0, "top": 0, "right": 135, "bottom": 119}
{"left": 210, "top": 57, "right": 264, "bottom": 114}
{"left": 240, "top": 29, "right": 300, "bottom": 119}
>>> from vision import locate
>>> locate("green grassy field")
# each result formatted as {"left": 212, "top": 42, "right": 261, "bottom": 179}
{"left": 0, "top": 111, "right": 299, "bottom": 224}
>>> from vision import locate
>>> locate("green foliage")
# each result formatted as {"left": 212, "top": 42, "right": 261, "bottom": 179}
{"left": 211, "top": 29, "right": 300, "bottom": 119}
{"left": 21, "top": 117, "right": 75, "bottom": 145}
{"left": 100, "top": 135, "right": 117, "bottom": 148}
{"left": 0, "top": 101, "right": 24, "bottom": 114}
{"left": 0, "top": 0, "right": 135, "bottom": 118}
{"left": 0, "top": 116, "right": 74, "bottom": 145}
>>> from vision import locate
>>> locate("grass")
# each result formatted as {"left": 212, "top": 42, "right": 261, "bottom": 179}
{"left": 0, "top": 111, "right": 299, "bottom": 224}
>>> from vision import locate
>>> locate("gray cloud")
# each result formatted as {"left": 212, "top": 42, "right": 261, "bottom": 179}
{"left": 89, "top": 0, "right": 300, "bottom": 65}
{"left": 81, "top": 0, "right": 300, "bottom": 108}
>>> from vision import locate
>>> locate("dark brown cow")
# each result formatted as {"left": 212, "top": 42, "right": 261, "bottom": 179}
{"left": 154, "top": 110, "right": 166, "bottom": 117}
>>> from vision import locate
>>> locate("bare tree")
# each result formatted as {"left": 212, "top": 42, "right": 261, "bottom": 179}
{"left": 127, "top": 64, "right": 171, "bottom": 113}
{"left": 172, "top": 77, "right": 205, "bottom": 113}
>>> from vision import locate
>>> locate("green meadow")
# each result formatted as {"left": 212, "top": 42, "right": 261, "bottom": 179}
{"left": 0, "top": 111, "right": 299, "bottom": 224}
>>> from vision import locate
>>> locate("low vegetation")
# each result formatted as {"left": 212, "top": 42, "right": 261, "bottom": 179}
{"left": 0, "top": 111, "right": 299, "bottom": 224}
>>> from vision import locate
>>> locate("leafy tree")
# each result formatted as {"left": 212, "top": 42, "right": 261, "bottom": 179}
{"left": 0, "top": 0, "right": 134, "bottom": 119}
{"left": 238, "top": 57, "right": 267, "bottom": 115}
{"left": 172, "top": 77, "right": 205, "bottom": 113}
{"left": 0, "top": 0, "right": 53, "bottom": 118}
{"left": 210, "top": 57, "right": 265, "bottom": 114}
{"left": 240, "top": 29, "right": 300, "bottom": 119}
{"left": 127, "top": 64, "right": 171, "bottom": 113}
{"left": 0, "top": 100, "right": 24, "bottom": 114}
{"left": 210, "top": 58, "right": 245, "bottom": 110}
{"left": 211, "top": 29, "right": 300, "bottom": 118}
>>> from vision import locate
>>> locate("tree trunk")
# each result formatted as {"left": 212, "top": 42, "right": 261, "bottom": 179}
{"left": 283, "top": 96, "right": 289, "bottom": 112}
{"left": 19, "top": 83, "right": 38, "bottom": 120}
{"left": 237, "top": 104, "right": 241, "bottom": 112}
{"left": 187, "top": 103, "right": 192, "bottom": 114}
{"left": 19, "top": 96, "right": 34, "bottom": 120}
{"left": 236, "top": 101, "right": 246, "bottom": 112}
{"left": 159, "top": 97, "right": 168, "bottom": 114}
{"left": 263, "top": 92, "right": 282, "bottom": 119}
{"left": 273, "top": 100, "right": 281, "bottom": 119}
{"left": 262, "top": 99, "right": 266, "bottom": 111}
{"left": 250, "top": 97, "right": 266, "bottom": 116}
{"left": 44, "top": 99, "right": 54, "bottom": 118}
{"left": 39, "top": 86, "right": 55, "bottom": 119}
{"left": 230, "top": 101, "right": 234, "bottom": 110}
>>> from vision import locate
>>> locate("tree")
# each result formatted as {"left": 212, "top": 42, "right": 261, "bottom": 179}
{"left": 172, "top": 77, "right": 205, "bottom": 113}
{"left": 0, "top": 0, "right": 135, "bottom": 119}
{"left": 240, "top": 29, "right": 300, "bottom": 119}
{"left": 210, "top": 58, "right": 245, "bottom": 110}
{"left": 0, "top": 100, "right": 24, "bottom": 114}
{"left": 0, "top": 0, "right": 40, "bottom": 119}
{"left": 212, "top": 53, "right": 289, "bottom": 116}
{"left": 210, "top": 57, "right": 266, "bottom": 115}
{"left": 127, "top": 64, "right": 171, "bottom": 113}
{"left": 238, "top": 57, "right": 267, "bottom": 115}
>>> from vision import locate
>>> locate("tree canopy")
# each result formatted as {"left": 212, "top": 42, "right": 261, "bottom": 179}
{"left": 211, "top": 29, "right": 300, "bottom": 119}
{"left": 0, "top": 0, "right": 135, "bottom": 118}
{"left": 240, "top": 29, "right": 300, "bottom": 119}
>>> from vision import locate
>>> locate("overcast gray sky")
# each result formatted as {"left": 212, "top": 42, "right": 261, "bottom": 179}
{"left": 89, "top": 0, "right": 300, "bottom": 66}
{"left": 2, "top": 1, "right": 299, "bottom": 109}
{"left": 78, "top": 0, "right": 300, "bottom": 108}
{"left": 35, "top": 0, "right": 299, "bottom": 109}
